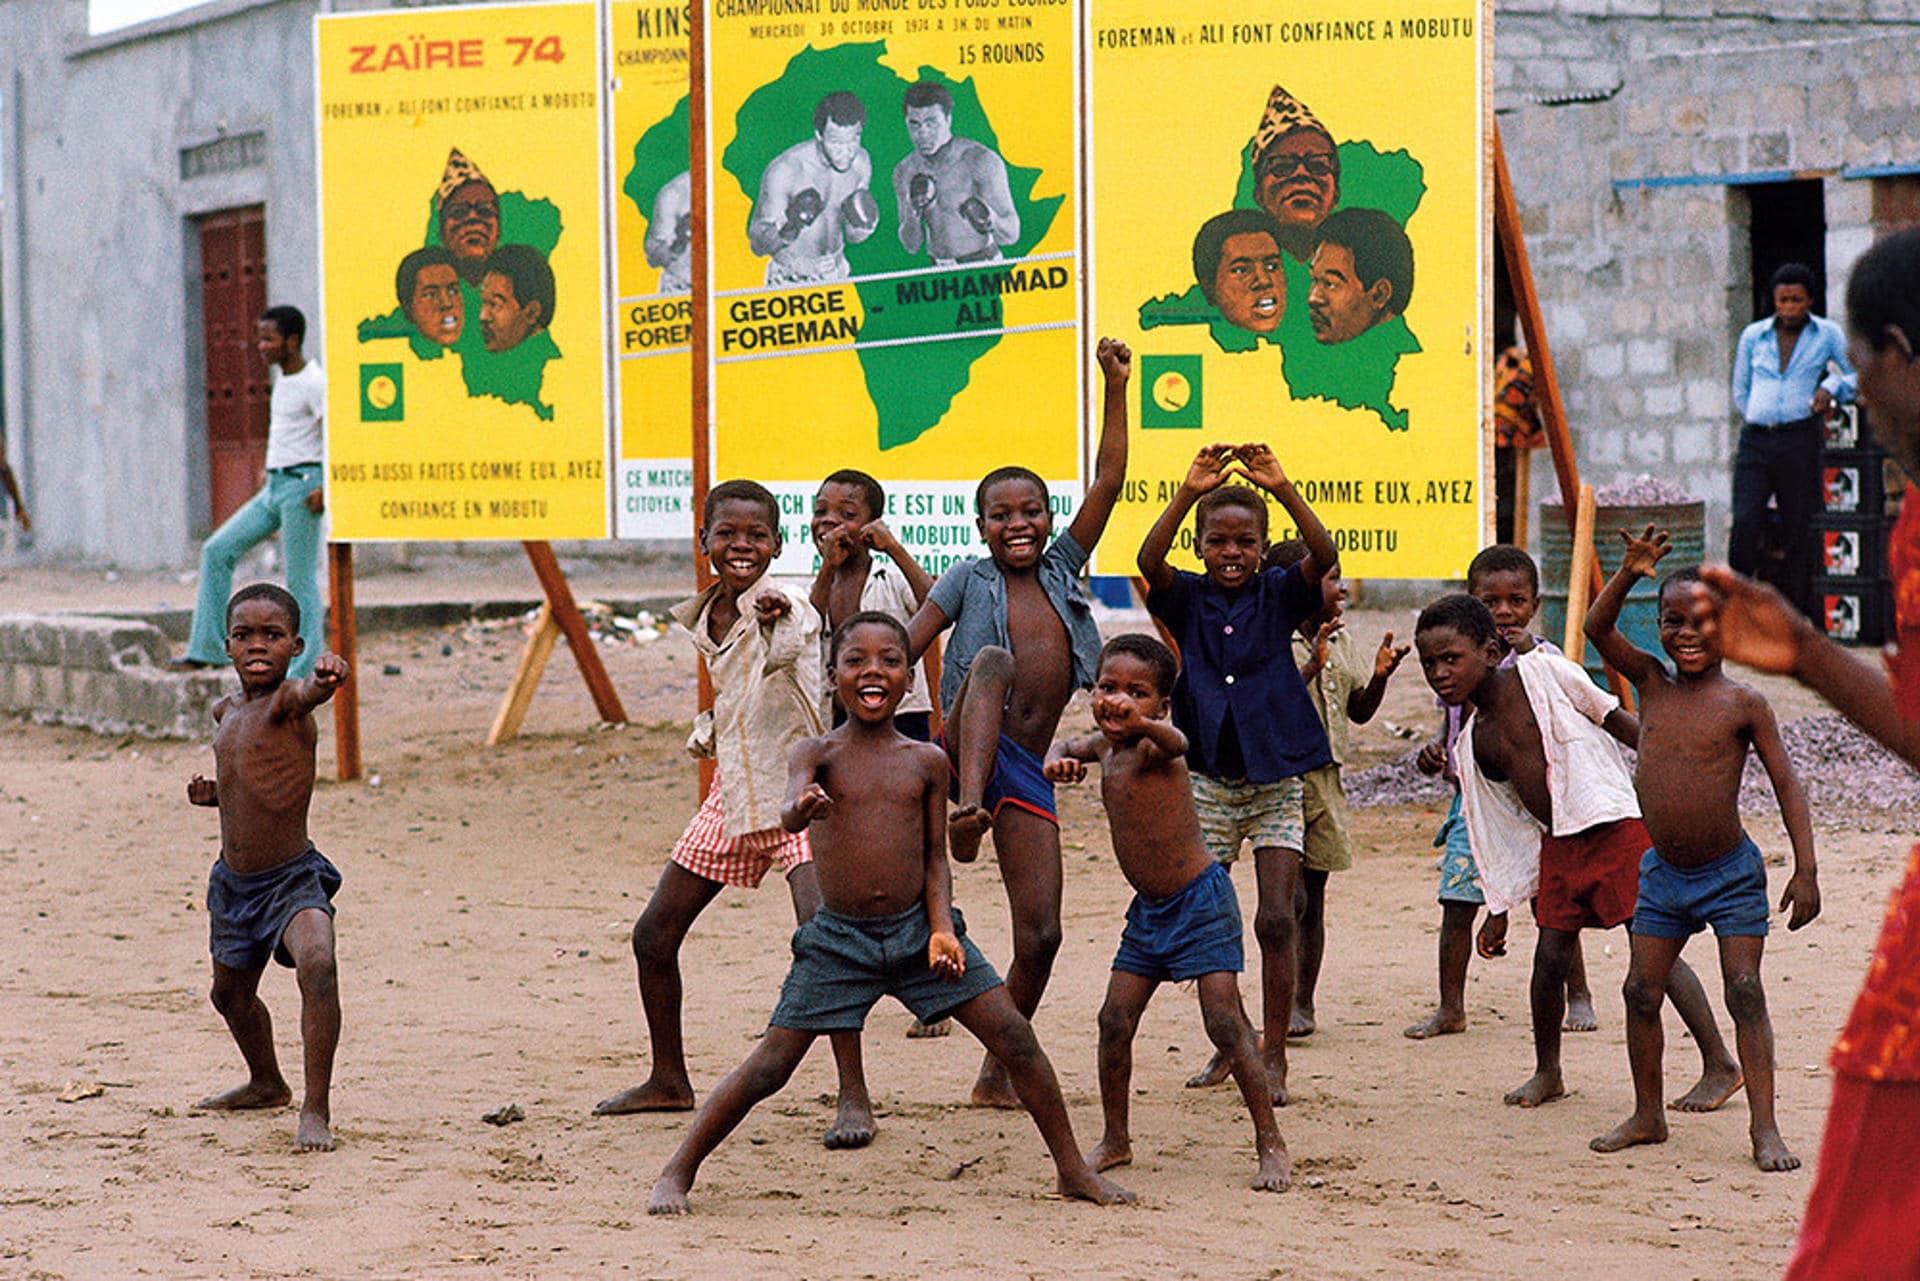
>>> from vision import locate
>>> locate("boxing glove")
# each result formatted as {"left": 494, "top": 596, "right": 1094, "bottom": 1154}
{"left": 840, "top": 188, "right": 880, "bottom": 233}
{"left": 959, "top": 196, "right": 992, "bottom": 235}
{"left": 909, "top": 172, "right": 937, "bottom": 211}
{"left": 781, "top": 187, "right": 825, "bottom": 240}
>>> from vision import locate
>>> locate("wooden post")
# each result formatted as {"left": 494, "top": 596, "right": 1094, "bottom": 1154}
{"left": 1563, "top": 483, "right": 1597, "bottom": 659}
{"left": 327, "top": 541, "right": 361, "bottom": 781}
{"left": 487, "top": 603, "right": 561, "bottom": 745}
{"left": 1512, "top": 447, "right": 1532, "bottom": 550}
{"left": 522, "top": 540, "right": 628, "bottom": 725}
{"left": 689, "top": 0, "right": 716, "bottom": 797}
{"left": 1494, "top": 124, "right": 1631, "bottom": 705}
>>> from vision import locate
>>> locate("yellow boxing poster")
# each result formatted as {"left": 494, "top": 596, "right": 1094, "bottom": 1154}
{"left": 316, "top": 2, "right": 610, "bottom": 540}
{"left": 1090, "top": 0, "right": 1489, "bottom": 577}
{"left": 611, "top": 1, "right": 694, "bottom": 539}
{"left": 704, "top": 0, "right": 1083, "bottom": 575}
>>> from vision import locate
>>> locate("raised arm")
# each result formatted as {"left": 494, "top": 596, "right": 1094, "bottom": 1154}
{"left": 905, "top": 596, "right": 950, "bottom": 664}
{"left": 1065, "top": 338, "right": 1132, "bottom": 554}
{"left": 972, "top": 150, "right": 1020, "bottom": 247}
{"left": 1586, "top": 524, "right": 1671, "bottom": 686}
{"left": 747, "top": 155, "right": 798, "bottom": 258}
{"left": 865, "top": 520, "right": 934, "bottom": 606}
{"left": 1136, "top": 443, "right": 1236, "bottom": 593}
{"left": 920, "top": 750, "right": 967, "bottom": 979}
{"left": 1042, "top": 732, "right": 1104, "bottom": 784}
{"left": 754, "top": 585, "right": 816, "bottom": 672}
{"left": 808, "top": 528, "right": 852, "bottom": 624}
{"left": 893, "top": 160, "right": 926, "bottom": 255}
{"left": 780, "top": 738, "right": 831, "bottom": 833}
{"left": 1238, "top": 443, "right": 1335, "bottom": 582}
{"left": 1348, "top": 629, "right": 1410, "bottom": 725}
{"left": 271, "top": 654, "right": 348, "bottom": 720}
{"left": 1746, "top": 690, "right": 1819, "bottom": 929}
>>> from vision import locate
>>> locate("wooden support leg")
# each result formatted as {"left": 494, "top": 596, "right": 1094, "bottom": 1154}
{"left": 1563, "top": 484, "right": 1597, "bottom": 661}
{"left": 327, "top": 542, "right": 362, "bottom": 782}
{"left": 487, "top": 603, "right": 561, "bottom": 746}
{"left": 1513, "top": 447, "right": 1532, "bottom": 550}
{"left": 522, "top": 540, "right": 628, "bottom": 726}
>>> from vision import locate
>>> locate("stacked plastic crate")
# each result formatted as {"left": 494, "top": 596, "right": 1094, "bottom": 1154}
{"left": 1812, "top": 404, "right": 1899, "bottom": 645}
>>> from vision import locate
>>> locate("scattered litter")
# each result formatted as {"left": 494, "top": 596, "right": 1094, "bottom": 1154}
{"left": 1549, "top": 475, "right": 1701, "bottom": 507}
{"left": 383, "top": 664, "right": 402, "bottom": 676}
{"left": 1377, "top": 720, "right": 1422, "bottom": 740}
{"left": 944, "top": 1155, "right": 985, "bottom": 1181}
{"left": 481, "top": 1103, "right": 524, "bottom": 1126}
{"left": 57, "top": 1081, "right": 105, "bottom": 1103}
{"left": 1741, "top": 715, "right": 1920, "bottom": 814}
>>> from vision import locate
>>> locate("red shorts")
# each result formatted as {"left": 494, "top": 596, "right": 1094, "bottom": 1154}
{"left": 670, "top": 787, "right": 811, "bottom": 889}
{"left": 1533, "top": 817, "right": 1646, "bottom": 933}
{"left": 1785, "top": 1076, "right": 1920, "bottom": 1278}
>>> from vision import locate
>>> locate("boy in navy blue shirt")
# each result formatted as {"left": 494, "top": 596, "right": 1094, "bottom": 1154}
{"left": 1138, "top": 442, "right": 1336, "bottom": 1104}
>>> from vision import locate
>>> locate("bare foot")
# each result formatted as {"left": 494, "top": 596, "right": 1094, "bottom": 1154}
{"left": 1670, "top": 1064, "right": 1743, "bottom": 1113}
{"left": 1184, "top": 1048, "right": 1232, "bottom": 1089}
{"left": 648, "top": 1173, "right": 691, "bottom": 1215}
{"left": 1563, "top": 989, "right": 1599, "bottom": 1033}
{"left": 1404, "top": 1009, "right": 1466, "bottom": 1040}
{"left": 1287, "top": 1007, "right": 1316, "bottom": 1039}
{"left": 1503, "top": 1070, "right": 1566, "bottom": 1108}
{"left": 194, "top": 1078, "right": 292, "bottom": 1111}
{"left": 593, "top": 1080, "right": 695, "bottom": 1115}
{"left": 294, "top": 1108, "right": 334, "bottom": 1152}
{"left": 1085, "top": 1136, "right": 1133, "bottom": 1172}
{"left": 1057, "top": 1164, "right": 1136, "bottom": 1205}
{"left": 1253, "top": 1146, "right": 1292, "bottom": 1192}
{"left": 906, "top": 1017, "right": 951, "bottom": 1039}
{"left": 1590, "top": 1112, "right": 1667, "bottom": 1153}
{"left": 1752, "top": 1128, "right": 1801, "bottom": 1172}
{"left": 822, "top": 1096, "right": 876, "bottom": 1150}
{"left": 969, "top": 1061, "right": 1021, "bottom": 1110}
{"left": 948, "top": 805, "right": 992, "bottom": 864}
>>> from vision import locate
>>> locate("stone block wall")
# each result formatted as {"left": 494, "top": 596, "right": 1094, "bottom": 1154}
{"left": 0, "top": 615, "right": 227, "bottom": 738}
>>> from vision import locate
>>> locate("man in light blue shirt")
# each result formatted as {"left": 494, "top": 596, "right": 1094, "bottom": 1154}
{"left": 1728, "top": 262, "right": 1854, "bottom": 618}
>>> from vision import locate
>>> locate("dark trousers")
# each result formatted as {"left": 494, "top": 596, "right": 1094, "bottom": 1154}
{"left": 1728, "top": 417, "right": 1823, "bottom": 619}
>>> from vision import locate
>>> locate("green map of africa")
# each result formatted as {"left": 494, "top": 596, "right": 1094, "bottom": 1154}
{"left": 716, "top": 42, "right": 1063, "bottom": 450}
{"left": 1138, "top": 141, "right": 1425, "bottom": 431}
{"left": 356, "top": 189, "right": 564, "bottom": 421}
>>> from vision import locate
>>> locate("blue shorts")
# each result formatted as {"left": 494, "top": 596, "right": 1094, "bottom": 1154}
{"left": 1435, "top": 791, "right": 1484, "bottom": 905}
{"left": 1113, "top": 860, "right": 1245, "bottom": 983}
{"left": 207, "top": 846, "right": 341, "bottom": 971}
{"left": 769, "top": 904, "right": 1002, "bottom": 1031}
{"left": 1631, "top": 834, "right": 1771, "bottom": 939}
{"left": 942, "top": 732, "right": 1057, "bottom": 824}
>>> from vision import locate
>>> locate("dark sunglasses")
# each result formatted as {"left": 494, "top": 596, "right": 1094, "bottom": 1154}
{"left": 1259, "top": 153, "right": 1336, "bottom": 180}
{"left": 443, "top": 200, "right": 498, "bottom": 222}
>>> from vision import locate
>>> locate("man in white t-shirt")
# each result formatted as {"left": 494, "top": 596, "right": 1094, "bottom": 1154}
{"left": 173, "top": 305, "right": 327, "bottom": 677}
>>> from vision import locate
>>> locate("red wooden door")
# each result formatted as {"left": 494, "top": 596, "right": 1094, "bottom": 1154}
{"left": 200, "top": 207, "right": 268, "bottom": 526}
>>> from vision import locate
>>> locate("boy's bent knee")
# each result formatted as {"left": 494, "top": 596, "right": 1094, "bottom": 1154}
{"left": 968, "top": 646, "right": 1014, "bottom": 686}
{"left": 1010, "top": 917, "right": 1063, "bottom": 966}
{"left": 1254, "top": 904, "right": 1296, "bottom": 950}
{"left": 1097, "top": 1000, "right": 1140, "bottom": 1046}
{"left": 1621, "top": 974, "right": 1663, "bottom": 1020}
{"left": 1724, "top": 971, "right": 1769, "bottom": 1024}
{"left": 1202, "top": 1001, "right": 1248, "bottom": 1051}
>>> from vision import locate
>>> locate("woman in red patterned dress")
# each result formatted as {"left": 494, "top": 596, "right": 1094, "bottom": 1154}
{"left": 1700, "top": 226, "right": 1920, "bottom": 1276}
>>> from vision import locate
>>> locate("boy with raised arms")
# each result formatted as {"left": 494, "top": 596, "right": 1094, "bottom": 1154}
{"left": 648, "top": 613, "right": 1132, "bottom": 1213}
{"left": 906, "top": 338, "right": 1132, "bottom": 1108}
{"left": 1046, "top": 635, "right": 1291, "bottom": 1192}
{"left": 1585, "top": 528, "right": 1817, "bottom": 1170}
{"left": 187, "top": 583, "right": 348, "bottom": 1152}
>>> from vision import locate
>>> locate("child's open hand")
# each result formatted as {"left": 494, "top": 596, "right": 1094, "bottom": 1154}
{"left": 311, "top": 654, "right": 349, "bottom": 689}
{"left": 754, "top": 590, "right": 793, "bottom": 622}
{"left": 1312, "top": 616, "right": 1343, "bottom": 667}
{"left": 1415, "top": 740, "right": 1446, "bottom": 776}
{"left": 1374, "top": 630, "right": 1411, "bottom": 680}
{"left": 1043, "top": 753, "right": 1086, "bottom": 784}
{"left": 187, "top": 774, "right": 217, "bottom": 806}
{"left": 1696, "top": 566, "right": 1812, "bottom": 675}
{"left": 792, "top": 781, "right": 833, "bottom": 824}
{"left": 1234, "top": 443, "right": 1288, "bottom": 492}
{"left": 1476, "top": 912, "right": 1508, "bottom": 959}
{"left": 1781, "top": 868, "right": 1821, "bottom": 930}
{"left": 929, "top": 930, "right": 967, "bottom": 980}
{"left": 1183, "top": 444, "right": 1239, "bottom": 497}
{"left": 1097, "top": 336, "right": 1132, "bottom": 386}
{"left": 1618, "top": 524, "right": 1673, "bottom": 579}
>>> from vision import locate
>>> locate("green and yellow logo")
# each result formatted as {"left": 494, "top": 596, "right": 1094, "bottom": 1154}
{"left": 359, "top": 363, "right": 404, "bottom": 422}
{"left": 1140, "top": 354, "right": 1202, "bottom": 429}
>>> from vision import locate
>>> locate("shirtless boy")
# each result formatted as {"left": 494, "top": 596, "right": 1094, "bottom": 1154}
{"left": 748, "top": 91, "right": 878, "bottom": 285}
{"left": 1046, "top": 636, "right": 1291, "bottom": 1192}
{"left": 187, "top": 583, "right": 347, "bottom": 1152}
{"left": 892, "top": 80, "right": 1019, "bottom": 265}
{"left": 1415, "top": 593, "right": 1740, "bottom": 1109}
{"left": 1586, "top": 528, "right": 1818, "bottom": 1170}
{"left": 906, "top": 338, "right": 1131, "bottom": 1107}
{"left": 648, "top": 614, "right": 1132, "bottom": 1213}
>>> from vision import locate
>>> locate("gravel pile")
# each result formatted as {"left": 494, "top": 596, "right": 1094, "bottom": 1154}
{"left": 1545, "top": 475, "right": 1702, "bottom": 508}
{"left": 1348, "top": 714, "right": 1919, "bottom": 815}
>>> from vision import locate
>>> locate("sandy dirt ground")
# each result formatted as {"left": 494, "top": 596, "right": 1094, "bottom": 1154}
{"left": 1, "top": 590, "right": 1907, "bottom": 1279}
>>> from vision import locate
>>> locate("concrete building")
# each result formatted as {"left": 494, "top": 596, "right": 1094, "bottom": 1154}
{"left": 1, "top": 0, "right": 1916, "bottom": 567}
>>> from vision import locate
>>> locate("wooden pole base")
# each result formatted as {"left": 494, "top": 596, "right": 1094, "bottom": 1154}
{"left": 327, "top": 541, "right": 362, "bottom": 781}
{"left": 487, "top": 603, "right": 560, "bottom": 746}
{"left": 484, "top": 542, "right": 630, "bottom": 746}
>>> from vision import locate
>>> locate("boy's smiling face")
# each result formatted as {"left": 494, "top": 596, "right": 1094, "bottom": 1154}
{"left": 1416, "top": 624, "right": 1497, "bottom": 707}
{"left": 1468, "top": 567, "right": 1540, "bottom": 652}
{"left": 1658, "top": 580, "right": 1723, "bottom": 676}
{"left": 833, "top": 621, "right": 911, "bottom": 723}
{"left": 811, "top": 481, "right": 872, "bottom": 556}
{"left": 704, "top": 497, "right": 780, "bottom": 594}
{"left": 226, "top": 597, "right": 303, "bottom": 690}
{"left": 1092, "top": 651, "right": 1169, "bottom": 741}
{"left": 977, "top": 476, "right": 1051, "bottom": 570}
{"left": 1196, "top": 504, "right": 1267, "bottom": 590}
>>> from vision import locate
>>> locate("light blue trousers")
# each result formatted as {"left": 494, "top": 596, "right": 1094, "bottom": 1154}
{"left": 185, "top": 464, "right": 325, "bottom": 676}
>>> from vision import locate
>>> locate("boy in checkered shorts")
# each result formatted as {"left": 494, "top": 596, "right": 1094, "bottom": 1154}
{"left": 595, "top": 480, "right": 877, "bottom": 1151}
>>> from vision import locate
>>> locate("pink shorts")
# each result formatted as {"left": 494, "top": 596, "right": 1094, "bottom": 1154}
{"left": 670, "top": 786, "right": 811, "bottom": 889}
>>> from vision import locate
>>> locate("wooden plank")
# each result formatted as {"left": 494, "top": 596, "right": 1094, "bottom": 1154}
{"left": 1564, "top": 484, "right": 1597, "bottom": 658}
{"left": 690, "top": 1, "right": 715, "bottom": 799}
{"left": 487, "top": 603, "right": 561, "bottom": 745}
{"left": 1512, "top": 446, "right": 1531, "bottom": 550}
{"left": 522, "top": 540, "right": 627, "bottom": 725}
{"left": 327, "top": 541, "right": 362, "bottom": 781}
